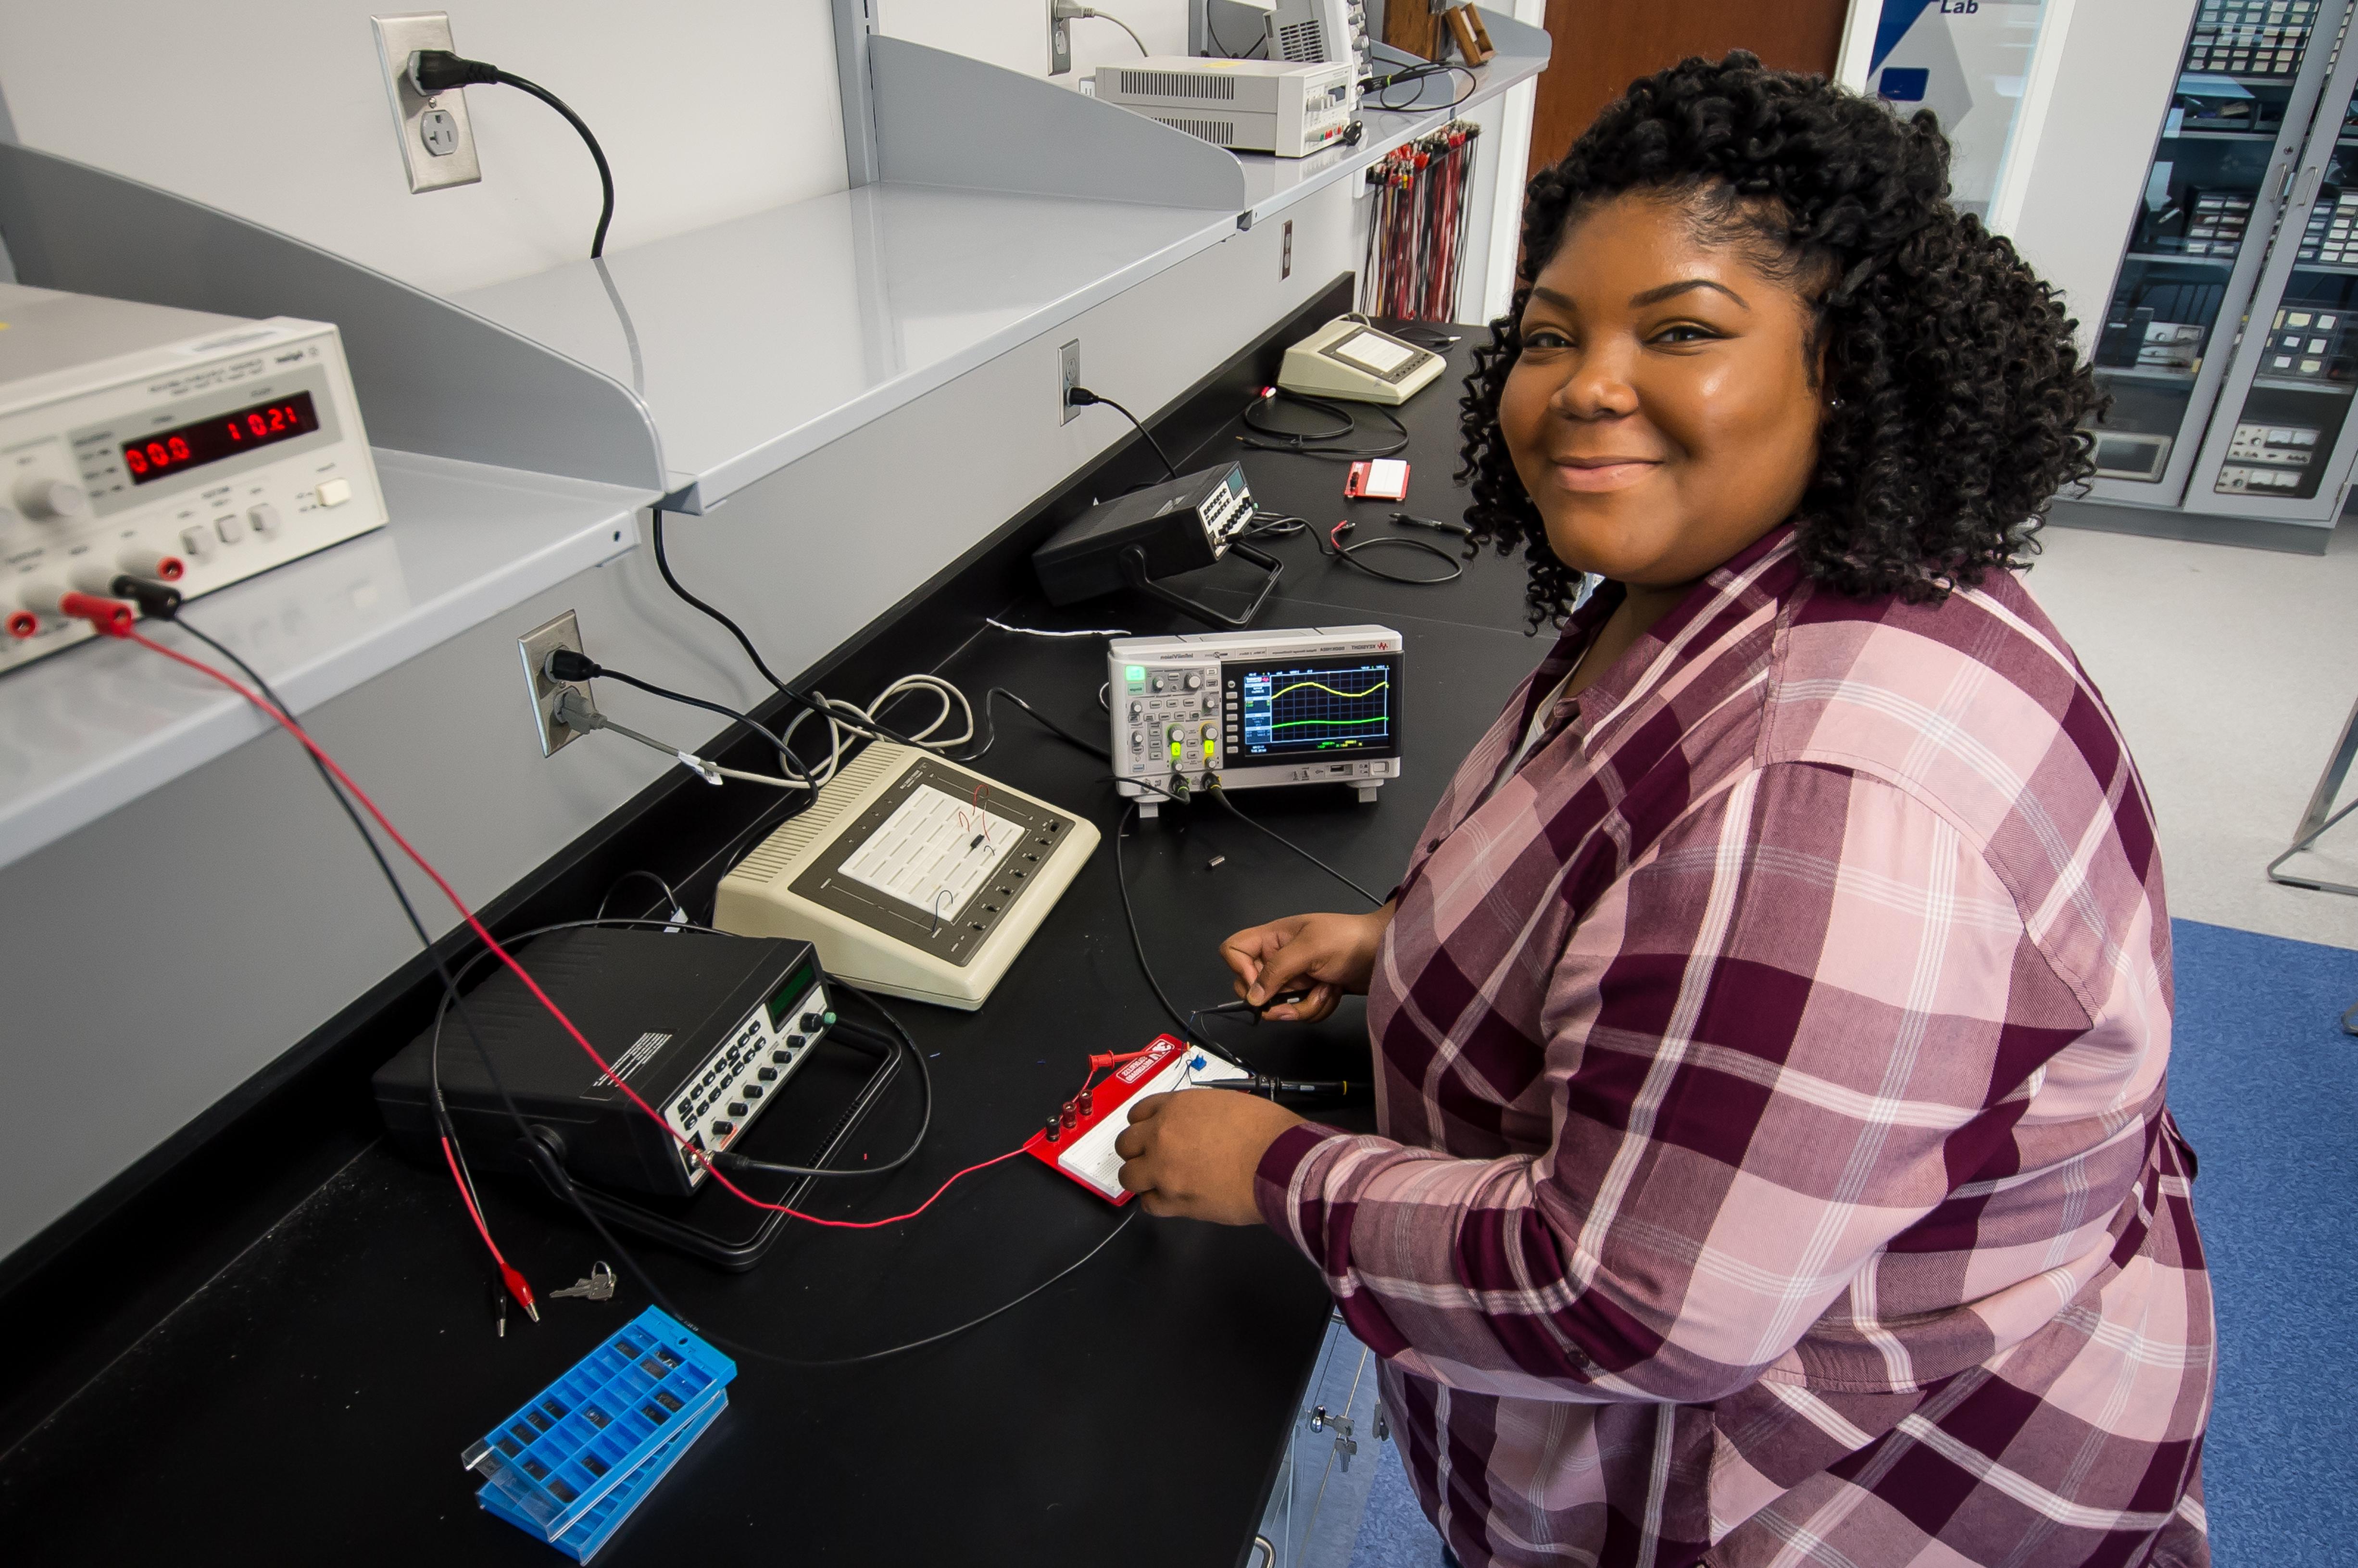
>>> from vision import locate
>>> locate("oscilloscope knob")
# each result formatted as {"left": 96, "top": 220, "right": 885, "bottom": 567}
{"left": 1183, "top": 672, "right": 1201, "bottom": 690}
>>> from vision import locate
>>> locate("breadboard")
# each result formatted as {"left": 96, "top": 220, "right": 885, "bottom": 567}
{"left": 1025, "top": 1035, "right": 1248, "bottom": 1202}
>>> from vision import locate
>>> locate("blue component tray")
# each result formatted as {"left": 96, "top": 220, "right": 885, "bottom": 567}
{"left": 480, "top": 1388, "right": 727, "bottom": 1561}
{"left": 462, "top": 1307, "right": 735, "bottom": 1556}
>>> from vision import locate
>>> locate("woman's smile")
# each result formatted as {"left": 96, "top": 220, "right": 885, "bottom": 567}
{"left": 1546, "top": 453, "right": 1663, "bottom": 492}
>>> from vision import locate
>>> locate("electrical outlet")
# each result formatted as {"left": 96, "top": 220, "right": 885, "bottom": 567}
{"left": 372, "top": 12, "right": 483, "bottom": 193}
{"left": 1282, "top": 219, "right": 1293, "bottom": 280}
{"left": 1060, "top": 339, "right": 1082, "bottom": 424}
{"left": 1051, "top": 9, "right": 1073, "bottom": 75}
{"left": 519, "top": 610, "right": 597, "bottom": 757}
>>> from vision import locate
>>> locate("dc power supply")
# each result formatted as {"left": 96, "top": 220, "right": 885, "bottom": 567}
{"left": 0, "top": 282, "right": 386, "bottom": 673}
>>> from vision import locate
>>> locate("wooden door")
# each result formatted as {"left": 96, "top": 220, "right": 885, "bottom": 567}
{"left": 1525, "top": 1, "right": 1851, "bottom": 177}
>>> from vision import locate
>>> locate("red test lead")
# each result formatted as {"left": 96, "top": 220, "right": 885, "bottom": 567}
{"left": 110, "top": 622, "right": 1027, "bottom": 1231}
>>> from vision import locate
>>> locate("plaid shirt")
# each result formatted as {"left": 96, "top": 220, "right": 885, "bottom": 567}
{"left": 1255, "top": 529, "right": 2212, "bottom": 1568}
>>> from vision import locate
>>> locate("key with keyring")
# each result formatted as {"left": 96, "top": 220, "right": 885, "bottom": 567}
{"left": 548, "top": 1261, "right": 616, "bottom": 1301}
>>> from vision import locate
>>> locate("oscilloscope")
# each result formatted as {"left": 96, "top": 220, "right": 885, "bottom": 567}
{"left": 1106, "top": 625, "right": 1402, "bottom": 816}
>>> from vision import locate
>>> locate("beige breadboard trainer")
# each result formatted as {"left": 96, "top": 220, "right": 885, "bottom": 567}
{"left": 714, "top": 743, "right": 1100, "bottom": 1010}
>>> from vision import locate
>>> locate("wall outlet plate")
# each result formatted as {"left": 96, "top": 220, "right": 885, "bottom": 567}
{"left": 519, "top": 610, "right": 597, "bottom": 757}
{"left": 372, "top": 12, "right": 483, "bottom": 193}
{"left": 1051, "top": 12, "right": 1073, "bottom": 75}
{"left": 1060, "top": 339, "right": 1082, "bottom": 424}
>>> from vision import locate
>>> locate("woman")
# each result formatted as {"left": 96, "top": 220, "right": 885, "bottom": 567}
{"left": 1114, "top": 55, "right": 2212, "bottom": 1568}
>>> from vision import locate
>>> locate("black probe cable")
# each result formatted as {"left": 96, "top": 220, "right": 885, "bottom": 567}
{"left": 1238, "top": 388, "right": 1411, "bottom": 460}
{"left": 410, "top": 50, "right": 615, "bottom": 257}
{"left": 1205, "top": 784, "right": 1386, "bottom": 904}
{"left": 709, "top": 1207, "right": 1142, "bottom": 1370}
{"left": 134, "top": 591, "right": 687, "bottom": 1325}
{"left": 1317, "top": 517, "right": 1465, "bottom": 587}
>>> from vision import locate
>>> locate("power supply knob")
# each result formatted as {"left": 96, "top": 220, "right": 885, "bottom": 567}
{"left": 15, "top": 478, "right": 88, "bottom": 522}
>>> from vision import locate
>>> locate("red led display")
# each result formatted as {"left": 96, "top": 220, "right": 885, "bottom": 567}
{"left": 121, "top": 391, "right": 321, "bottom": 485}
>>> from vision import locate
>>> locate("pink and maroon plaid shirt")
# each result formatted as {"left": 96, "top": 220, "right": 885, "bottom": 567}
{"left": 1255, "top": 528, "right": 2212, "bottom": 1568}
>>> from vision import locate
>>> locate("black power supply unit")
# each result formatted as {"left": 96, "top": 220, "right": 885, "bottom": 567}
{"left": 1030, "top": 461, "right": 1281, "bottom": 627}
{"left": 373, "top": 927, "right": 836, "bottom": 1198}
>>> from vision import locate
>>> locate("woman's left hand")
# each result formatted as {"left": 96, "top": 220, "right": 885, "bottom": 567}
{"left": 1114, "top": 1090, "right": 1304, "bottom": 1224}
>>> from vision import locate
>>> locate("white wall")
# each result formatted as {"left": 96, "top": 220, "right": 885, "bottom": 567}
{"left": 0, "top": 1, "right": 848, "bottom": 297}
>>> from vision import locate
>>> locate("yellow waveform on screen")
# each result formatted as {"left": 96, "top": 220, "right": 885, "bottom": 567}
{"left": 1269, "top": 678, "right": 1390, "bottom": 701}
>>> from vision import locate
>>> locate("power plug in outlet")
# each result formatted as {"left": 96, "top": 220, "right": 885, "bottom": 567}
{"left": 519, "top": 610, "right": 598, "bottom": 756}
{"left": 1060, "top": 339, "right": 1082, "bottom": 424}
{"left": 372, "top": 11, "right": 483, "bottom": 193}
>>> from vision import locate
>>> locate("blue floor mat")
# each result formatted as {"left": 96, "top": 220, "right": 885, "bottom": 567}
{"left": 2166, "top": 918, "right": 2358, "bottom": 1565}
{"left": 1346, "top": 917, "right": 2358, "bottom": 1567}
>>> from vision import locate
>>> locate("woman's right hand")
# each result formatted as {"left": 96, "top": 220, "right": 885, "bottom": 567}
{"left": 1218, "top": 903, "right": 1395, "bottom": 1023}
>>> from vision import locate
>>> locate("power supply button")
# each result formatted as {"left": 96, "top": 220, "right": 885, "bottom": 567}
{"left": 314, "top": 478, "right": 353, "bottom": 508}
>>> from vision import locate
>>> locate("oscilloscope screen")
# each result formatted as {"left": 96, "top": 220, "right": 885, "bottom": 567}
{"left": 1229, "top": 654, "right": 1403, "bottom": 762}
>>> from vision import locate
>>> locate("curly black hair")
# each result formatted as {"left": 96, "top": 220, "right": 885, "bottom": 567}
{"left": 1458, "top": 52, "right": 2103, "bottom": 629}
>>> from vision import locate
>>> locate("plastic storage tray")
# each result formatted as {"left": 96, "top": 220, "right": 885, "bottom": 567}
{"left": 462, "top": 1307, "right": 735, "bottom": 1560}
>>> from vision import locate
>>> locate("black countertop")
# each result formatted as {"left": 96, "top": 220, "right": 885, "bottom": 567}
{"left": 0, "top": 325, "right": 1552, "bottom": 1565}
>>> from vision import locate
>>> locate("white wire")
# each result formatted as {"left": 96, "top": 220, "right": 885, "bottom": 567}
{"left": 986, "top": 616, "right": 1132, "bottom": 638}
{"left": 778, "top": 674, "right": 977, "bottom": 790}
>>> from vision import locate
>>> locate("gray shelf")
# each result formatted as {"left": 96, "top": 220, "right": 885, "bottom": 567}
{"left": 2099, "top": 365, "right": 2201, "bottom": 383}
{"left": 2249, "top": 375, "right": 2356, "bottom": 391}
{"left": 0, "top": 454, "right": 655, "bottom": 870}
{"left": 2123, "top": 250, "right": 2241, "bottom": 266}
{"left": 455, "top": 33, "right": 1549, "bottom": 512}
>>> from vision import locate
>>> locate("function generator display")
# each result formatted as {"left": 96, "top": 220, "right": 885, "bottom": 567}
{"left": 1235, "top": 655, "right": 1400, "bottom": 760}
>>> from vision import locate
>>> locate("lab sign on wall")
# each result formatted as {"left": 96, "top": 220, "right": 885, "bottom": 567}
{"left": 1867, "top": 0, "right": 2056, "bottom": 214}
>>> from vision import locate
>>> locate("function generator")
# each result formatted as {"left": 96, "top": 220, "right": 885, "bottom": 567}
{"left": 373, "top": 928, "right": 834, "bottom": 1199}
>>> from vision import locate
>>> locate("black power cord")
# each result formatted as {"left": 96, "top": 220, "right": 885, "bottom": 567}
{"left": 647, "top": 508, "right": 935, "bottom": 754}
{"left": 957, "top": 688, "right": 1113, "bottom": 765}
{"left": 410, "top": 50, "right": 616, "bottom": 257}
{"left": 542, "top": 646, "right": 815, "bottom": 785}
{"left": 1066, "top": 386, "right": 1182, "bottom": 481}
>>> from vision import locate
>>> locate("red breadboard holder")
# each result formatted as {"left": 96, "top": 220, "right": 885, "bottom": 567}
{"left": 1025, "top": 1034, "right": 1199, "bottom": 1204}
{"left": 1344, "top": 459, "right": 1409, "bottom": 501}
